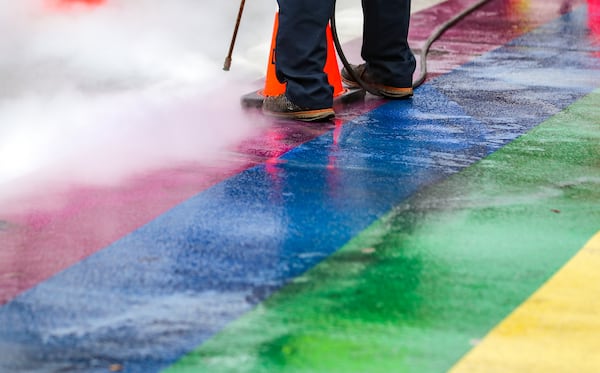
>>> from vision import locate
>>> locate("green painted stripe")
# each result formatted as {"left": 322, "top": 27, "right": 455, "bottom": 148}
{"left": 449, "top": 231, "right": 600, "bottom": 372}
{"left": 164, "top": 91, "right": 600, "bottom": 373}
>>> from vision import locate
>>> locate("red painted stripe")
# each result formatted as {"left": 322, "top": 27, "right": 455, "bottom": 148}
{"left": 411, "top": 0, "right": 587, "bottom": 79}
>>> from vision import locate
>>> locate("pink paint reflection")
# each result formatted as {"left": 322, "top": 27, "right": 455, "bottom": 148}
{"left": 589, "top": 0, "right": 600, "bottom": 57}
{"left": 326, "top": 119, "right": 343, "bottom": 198}
{"left": 46, "top": 0, "right": 105, "bottom": 11}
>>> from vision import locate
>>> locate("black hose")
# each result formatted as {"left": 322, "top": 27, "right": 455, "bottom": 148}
{"left": 330, "top": 0, "right": 491, "bottom": 94}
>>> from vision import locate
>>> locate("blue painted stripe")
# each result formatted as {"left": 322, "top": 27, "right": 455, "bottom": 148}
{"left": 0, "top": 7, "right": 598, "bottom": 373}
{"left": 434, "top": 8, "right": 600, "bottom": 138}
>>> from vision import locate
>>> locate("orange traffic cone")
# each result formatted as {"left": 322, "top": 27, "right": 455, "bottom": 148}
{"left": 241, "top": 12, "right": 363, "bottom": 108}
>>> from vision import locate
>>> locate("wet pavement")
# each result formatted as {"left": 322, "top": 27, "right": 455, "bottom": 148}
{"left": 1, "top": 0, "right": 599, "bottom": 372}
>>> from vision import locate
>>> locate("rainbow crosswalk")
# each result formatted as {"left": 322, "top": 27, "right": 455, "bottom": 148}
{"left": 0, "top": 0, "right": 599, "bottom": 372}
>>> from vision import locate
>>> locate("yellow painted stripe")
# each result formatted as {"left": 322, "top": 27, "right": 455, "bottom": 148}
{"left": 449, "top": 231, "right": 600, "bottom": 373}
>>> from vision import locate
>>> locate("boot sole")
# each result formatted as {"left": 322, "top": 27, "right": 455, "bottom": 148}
{"left": 342, "top": 77, "right": 413, "bottom": 99}
{"left": 263, "top": 108, "right": 335, "bottom": 122}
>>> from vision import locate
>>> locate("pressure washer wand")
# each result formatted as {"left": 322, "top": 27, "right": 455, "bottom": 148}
{"left": 223, "top": 0, "right": 246, "bottom": 71}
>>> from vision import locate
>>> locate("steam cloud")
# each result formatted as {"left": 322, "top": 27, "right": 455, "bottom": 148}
{"left": 0, "top": 0, "right": 276, "bottom": 191}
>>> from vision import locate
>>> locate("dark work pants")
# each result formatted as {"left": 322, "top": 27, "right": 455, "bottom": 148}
{"left": 275, "top": 0, "right": 416, "bottom": 109}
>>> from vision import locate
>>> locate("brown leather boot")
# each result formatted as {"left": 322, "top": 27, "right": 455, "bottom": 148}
{"left": 262, "top": 94, "right": 335, "bottom": 122}
{"left": 341, "top": 64, "right": 413, "bottom": 99}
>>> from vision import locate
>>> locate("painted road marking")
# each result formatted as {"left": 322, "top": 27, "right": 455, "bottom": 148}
{"left": 0, "top": 0, "right": 581, "bottom": 307}
{"left": 0, "top": 4, "right": 598, "bottom": 373}
{"left": 0, "top": 0, "right": 539, "bottom": 307}
{"left": 165, "top": 90, "right": 600, "bottom": 372}
{"left": 449, "top": 231, "right": 600, "bottom": 373}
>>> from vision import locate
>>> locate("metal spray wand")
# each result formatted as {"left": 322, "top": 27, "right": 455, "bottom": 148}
{"left": 223, "top": 0, "right": 246, "bottom": 71}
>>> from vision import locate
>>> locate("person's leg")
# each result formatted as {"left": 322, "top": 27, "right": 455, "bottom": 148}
{"left": 361, "top": 0, "right": 416, "bottom": 87}
{"left": 275, "top": 0, "right": 335, "bottom": 109}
